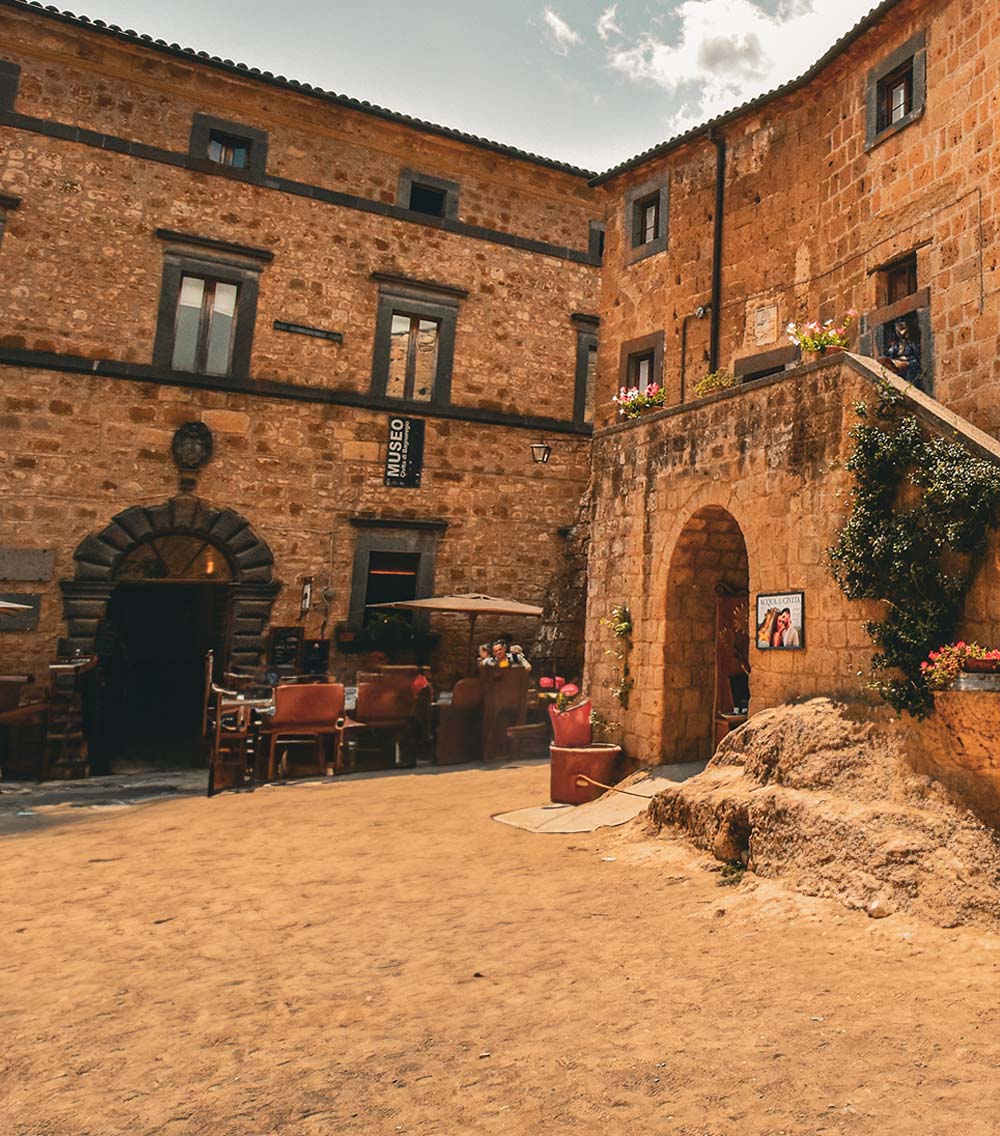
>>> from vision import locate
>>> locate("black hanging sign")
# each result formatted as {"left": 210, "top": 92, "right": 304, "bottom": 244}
{"left": 384, "top": 416, "right": 425, "bottom": 488}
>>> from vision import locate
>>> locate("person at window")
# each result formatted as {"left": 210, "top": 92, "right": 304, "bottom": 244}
{"left": 477, "top": 643, "right": 492, "bottom": 667}
{"left": 884, "top": 318, "right": 921, "bottom": 386}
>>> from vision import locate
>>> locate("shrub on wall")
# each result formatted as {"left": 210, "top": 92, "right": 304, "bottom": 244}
{"left": 828, "top": 386, "right": 1000, "bottom": 716}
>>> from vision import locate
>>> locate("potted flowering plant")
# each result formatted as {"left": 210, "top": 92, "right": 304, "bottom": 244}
{"left": 613, "top": 382, "right": 667, "bottom": 419}
{"left": 921, "top": 642, "right": 1000, "bottom": 689}
{"left": 787, "top": 310, "right": 858, "bottom": 356}
{"left": 548, "top": 686, "right": 624, "bottom": 805}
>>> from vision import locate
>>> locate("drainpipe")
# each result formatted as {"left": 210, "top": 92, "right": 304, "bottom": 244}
{"left": 708, "top": 128, "right": 726, "bottom": 374}
{"left": 679, "top": 304, "right": 710, "bottom": 404}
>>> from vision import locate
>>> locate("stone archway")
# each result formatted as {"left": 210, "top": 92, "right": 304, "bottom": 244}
{"left": 662, "top": 505, "right": 750, "bottom": 763}
{"left": 59, "top": 496, "right": 280, "bottom": 670}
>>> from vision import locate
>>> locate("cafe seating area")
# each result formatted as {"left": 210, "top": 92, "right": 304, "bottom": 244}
{"left": 205, "top": 656, "right": 549, "bottom": 794}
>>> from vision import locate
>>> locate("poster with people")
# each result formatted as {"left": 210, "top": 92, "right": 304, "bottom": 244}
{"left": 755, "top": 592, "right": 804, "bottom": 650}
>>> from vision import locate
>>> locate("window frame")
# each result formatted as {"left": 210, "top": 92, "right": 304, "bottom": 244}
{"left": 371, "top": 282, "right": 460, "bottom": 407}
{"left": 571, "top": 313, "right": 600, "bottom": 424}
{"left": 0, "top": 192, "right": 21, "bottom": 252}
{"left": 0, "top": 60, "right": 20, "bottom": 112}
{"left": 865, "top": 31, "right": 926, "bottom": 151}
{"left": 623, "top": 177, "right": 669, "bottom": 264}
{"left": 618, "top": 331, "right": 665, "bottom": 395}
{"left": 153, "top": 252, "right": 262, "bottom": 379}
{"left": 385, "top": 311, "right": 444, "bottom": 403}
{"left": 347, "top": 520, "right": 445, "bottom": 630}
{"left": 189, "top": 113, "right": 269, "bottom": 180}
{"left": 397, "top": 168, "right": 460, "bottom": 222}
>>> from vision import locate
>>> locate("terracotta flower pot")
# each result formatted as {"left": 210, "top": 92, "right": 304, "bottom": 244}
{"left": 961, "top": 658, "right": 1000, "bottom": 673}
{"left": 550, "top": 743, "right": 623, "bottom": 805}
{"left": 548, "top": 700, "right": 593, "bottom": 748}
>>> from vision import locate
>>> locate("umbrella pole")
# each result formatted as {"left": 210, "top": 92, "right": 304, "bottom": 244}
{"left": 468, "top": 613, "right": 479, "bottom": 672}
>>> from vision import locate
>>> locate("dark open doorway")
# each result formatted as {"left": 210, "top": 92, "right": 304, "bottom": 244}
{"left": 92, "top": 583, "right": 229, "bottom": 772}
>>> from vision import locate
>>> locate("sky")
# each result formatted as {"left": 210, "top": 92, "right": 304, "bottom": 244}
{"left": 68, "top": 0, "right": 880, "bottom": 171}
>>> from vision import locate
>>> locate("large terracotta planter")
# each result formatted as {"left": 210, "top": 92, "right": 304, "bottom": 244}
{"left": 550, "top": 743, "right": 623, "bottom": 805}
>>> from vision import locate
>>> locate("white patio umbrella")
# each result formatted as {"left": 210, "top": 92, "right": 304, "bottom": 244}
{"left": 0, "top": 599, "right": 32, "bottom": 613}
{"left": 367, "top": 593, "right": 543, "bottom": 665}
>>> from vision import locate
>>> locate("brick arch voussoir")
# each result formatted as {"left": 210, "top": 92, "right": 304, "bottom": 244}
{"left": 71, "top": 497, "right": 275, "bottom": 584}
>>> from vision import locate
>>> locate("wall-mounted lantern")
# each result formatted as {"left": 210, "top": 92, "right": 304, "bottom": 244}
{"left": 530, "top": 440, "right": 552, "bottom": 465}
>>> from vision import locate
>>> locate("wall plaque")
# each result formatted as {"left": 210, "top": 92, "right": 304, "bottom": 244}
{"left": 384, "top": 417, "right": 425, "bottom": 488}
{"left": 0, "top": 548, "right": 55, "bottom": 582}
{"left": 753, "top": 304, "right": 779, "bottom": 345}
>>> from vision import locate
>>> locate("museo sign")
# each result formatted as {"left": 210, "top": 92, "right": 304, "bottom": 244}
{"left": 384, "top": 416, "right": 424, "bottom": 488}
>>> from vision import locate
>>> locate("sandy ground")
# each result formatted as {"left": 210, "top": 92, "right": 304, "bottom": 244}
{"left": 1, "top": 760, "right": 999, "bottom": 1136}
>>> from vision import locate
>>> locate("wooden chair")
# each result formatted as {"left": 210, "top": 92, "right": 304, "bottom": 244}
{"left": 258, "top": 682, "right": 346, "bottom": 780}
{"left": 341, "top": 677, "right": 419, "bottom": 771}
{"left": 481, "top": 667, "right": 529, "bottom": 762}
{"left": 207, "top": 688, "right": 252, "bottom": 796}
{"left": 434, "top": 677, "right": 483, "bottom": 765}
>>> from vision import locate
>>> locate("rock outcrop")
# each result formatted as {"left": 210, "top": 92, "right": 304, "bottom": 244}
{"left": 645, "top": 698, "right": 1000, "bottom": 930}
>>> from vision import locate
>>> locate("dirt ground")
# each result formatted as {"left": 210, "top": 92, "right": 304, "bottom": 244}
{"left": 1, "top": 760, "right": 999, "bottom": 1136}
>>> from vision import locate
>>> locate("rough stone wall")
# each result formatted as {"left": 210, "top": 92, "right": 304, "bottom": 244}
{"left": 0, "top": 7, "right": 603, "bottom": 691}
{"left": 597, "top": 0, "right": 1000, "bottom": 437}
{"left": 0, "top": 368, "right": 591, "bottom": 683}
{"left": 586, "top": 359, "right": 886, "bottom": 765}
{"left": 0, "top": 126, "right": 599, "bottom": 422}
{"left": 0, "top": 7, "right": 599, "bottom": 250}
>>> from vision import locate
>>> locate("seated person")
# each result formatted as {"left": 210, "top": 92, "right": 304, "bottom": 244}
{"left": 881, "top": 317, "right": 922, "bottom": 386}
{"left": 489, "top": 639, "right": 531, "bottom": 669}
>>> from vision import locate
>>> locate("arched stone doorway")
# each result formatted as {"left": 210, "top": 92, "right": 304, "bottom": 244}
{"left": 59, "top": 497, "right": 280, "bottom": 769}
{"left": 662, "top": 506, "right": 750, "bottom": 763}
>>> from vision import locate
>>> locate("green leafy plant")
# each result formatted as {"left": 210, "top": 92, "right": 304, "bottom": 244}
{"left": 693, "top": 370, "right": 738, "bottom": 398}
{"left": 600, "top": 603, "right": 634, "bottom": 708}
{"left": 718, "top": 862, "right": 746, "bottom": 887}
{"left": 589, "top": 710, "right": 621, "bottom": 744}
{"left": 828, "top": 391, "right": 1000, "bottom": 716}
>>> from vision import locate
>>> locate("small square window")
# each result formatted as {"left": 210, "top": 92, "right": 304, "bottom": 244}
{"left": 883, "top": 254, "right": 918, "bottom": 306}
{"left": 628, "top": 350, "right": 655, "bottom": 392}
{"left": 189, "top": 114, "right": 268, "bottom": 179}
{"left": 207, "top": 130, "right": 250, "bottom": 170}
{"left": 878, "top": 64, "right": 913, "bottom": 133}
{"left": 408, "top": 183, "right": 447, "bottom": 218}
{"left": 397, "top": 169, "right": 459, "bottom": 221}
{"left": 633, "top": 194, "right": 660, "bottom": 248}
{"left": 623, "top": 180, "right": 668, "bottom": 263}
{"left": 865, "top": 32, "right": 925, "bottom": 150}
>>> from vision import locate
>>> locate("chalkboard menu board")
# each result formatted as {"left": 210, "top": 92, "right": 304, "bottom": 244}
{"left": 302, "top": 638, "right": 331, "bottom": 676}
{"left": 269, "top": 626, "right": 303, "bottom": 669}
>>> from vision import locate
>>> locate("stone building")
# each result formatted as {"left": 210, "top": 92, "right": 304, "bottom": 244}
{"left": 0, "top": 0, "right": 601, "bottom": 772}
{"left": 2, "top": 0, "right": 999, "bottom": 776}
{"left": 585, "top": 0, "right": 1000, "bottom": 764}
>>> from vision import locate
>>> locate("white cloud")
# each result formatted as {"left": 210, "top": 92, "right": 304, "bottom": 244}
{"left": 596, "top": 4, "right": 623, "bottom": 42}
{"left": 606, "top": 0, "right": 877, "bottom": 134}
{"left": 542, "top": 6, "right": 582, "bottom": 55}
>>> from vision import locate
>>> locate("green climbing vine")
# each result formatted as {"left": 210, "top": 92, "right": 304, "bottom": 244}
{"left": 600, "top": 603, "right": 634, "bottom": 709}
{"left": 828, "top": 385, "right": 1000, "bottom": 717}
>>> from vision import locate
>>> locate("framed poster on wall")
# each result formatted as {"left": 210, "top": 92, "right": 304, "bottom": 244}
{"left": 755, "top": 591, "right": 804, "bottom": 650}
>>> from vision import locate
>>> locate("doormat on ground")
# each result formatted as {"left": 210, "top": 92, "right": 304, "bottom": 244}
{"left": 492, "top": 762, "right": 705, "bottom": 834}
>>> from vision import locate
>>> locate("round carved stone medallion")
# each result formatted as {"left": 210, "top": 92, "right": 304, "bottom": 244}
{"left": 171, "top": 422, "right": 214, "bottom": 472}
